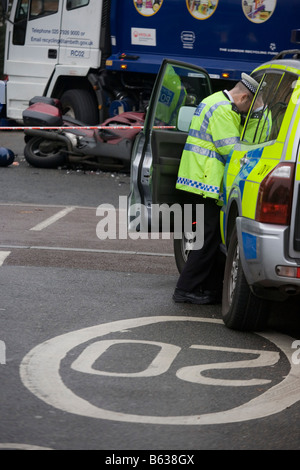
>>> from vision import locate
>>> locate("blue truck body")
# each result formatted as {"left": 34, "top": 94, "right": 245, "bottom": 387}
{"left": 107, "top": 0, "right": 299, "bottom": 80}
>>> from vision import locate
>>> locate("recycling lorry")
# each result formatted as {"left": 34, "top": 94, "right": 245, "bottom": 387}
{"left": 0, "top": 0, "right": 300, "bottom": 124}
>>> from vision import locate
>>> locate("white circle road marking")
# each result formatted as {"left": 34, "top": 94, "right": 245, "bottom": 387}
{"left": 0, "top": 251, "right": 11, "bottom": 266}
{"left": 20, "top": 316, "right": 299, "bottom": 425}
{"left": 0, "top": 443, "right": 52, "bottom": 450}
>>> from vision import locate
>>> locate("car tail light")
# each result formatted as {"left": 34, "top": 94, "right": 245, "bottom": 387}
{"left": 276, "top": 265, "right": 300, "bottom": 278}
{"left": 255, "top": 162, "right": 295, "bottom": 225}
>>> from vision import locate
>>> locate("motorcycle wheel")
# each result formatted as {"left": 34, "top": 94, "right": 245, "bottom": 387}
{"left": 24, "top": 137, "right": 68, "bottom": 169}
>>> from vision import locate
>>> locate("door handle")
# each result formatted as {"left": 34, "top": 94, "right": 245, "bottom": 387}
{"left": 240, "top": 155, "right": 249, "bottom": 168}
{"left": 48, "top": 49, "right": 57, "bottom": 59}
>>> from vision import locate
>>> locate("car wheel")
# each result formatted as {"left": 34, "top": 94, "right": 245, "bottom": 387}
{"left": 173, "top": 231, "right": 196, "bottom": 273}
{"left": 222, "top": 225, "right": 269, "bottom": 331}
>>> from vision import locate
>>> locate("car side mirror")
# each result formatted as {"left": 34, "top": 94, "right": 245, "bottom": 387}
{"left": 177, "top": 106, "right": 196, "bottom": 132}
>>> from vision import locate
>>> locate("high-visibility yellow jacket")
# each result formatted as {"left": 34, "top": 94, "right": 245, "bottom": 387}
{"left": 155, "top": 66, "right": 187, "bottom": 126}
{"left": 176, "top": 91, "right": 242, "bottom": 205}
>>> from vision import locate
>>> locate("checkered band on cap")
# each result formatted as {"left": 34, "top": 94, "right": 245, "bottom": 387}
{"left": 241, "top": 73, "right": 259, "bottom": 94}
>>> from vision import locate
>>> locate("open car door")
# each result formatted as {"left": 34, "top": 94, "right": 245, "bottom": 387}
{"left": 128, "top": 59, "right": 212, "bottom": 233}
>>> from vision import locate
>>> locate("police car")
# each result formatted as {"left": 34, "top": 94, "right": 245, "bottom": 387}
{"left": 128, "top": 51, "right": 300, "bottom": 332}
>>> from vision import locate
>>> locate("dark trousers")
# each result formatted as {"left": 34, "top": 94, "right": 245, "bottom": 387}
{"left": 176, "top": 195, "right": 225, "bottom": 293}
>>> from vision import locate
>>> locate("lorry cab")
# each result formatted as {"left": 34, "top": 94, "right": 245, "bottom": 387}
{"left": 129, "top": 53, "right": 300, "bottom": 332}
{"left": 3, "top": 0, "right": 103, "bottom": 122}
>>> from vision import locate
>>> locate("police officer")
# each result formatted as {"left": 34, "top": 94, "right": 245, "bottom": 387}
{"left": 173, "top": 73, "right": 260, "bottom": 305}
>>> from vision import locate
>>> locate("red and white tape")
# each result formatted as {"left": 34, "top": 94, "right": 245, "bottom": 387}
{"left": 0, "top": 125, "right": 176, "bottom": 130}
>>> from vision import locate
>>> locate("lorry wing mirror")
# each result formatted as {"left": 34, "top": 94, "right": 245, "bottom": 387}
{"left": 0, "top": 0, "right": 10, "bottom": 25}
{"left": 177, "top": 106, "right": 196, "bottom": 132}
{"left": 291, "top": 29, "right": 300, "bottom": 44}
{"left": 1, "top": 1, "right": 7, "bottom": 13}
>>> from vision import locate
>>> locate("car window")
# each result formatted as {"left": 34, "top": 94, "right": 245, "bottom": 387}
{"left": 153, "top": 63, "right": 211, "bottom": 129}
{"left": 12, "top": 0, "right": 29, "bottom": 45}
{"left": 67, "top": 0, "right": 89, "bottom": 10}
{"left": 242, "top": 71, "right": 296, "bottom": 144}
{"left": 30, "top": 0, "right": 59, "bottom": 18}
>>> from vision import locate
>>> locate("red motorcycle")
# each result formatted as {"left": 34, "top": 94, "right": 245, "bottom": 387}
{"left": 22, "top": 96, "right": 145, "bottom": 171}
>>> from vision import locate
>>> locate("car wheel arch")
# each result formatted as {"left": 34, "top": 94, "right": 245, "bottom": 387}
{"left": 223, "top": 187, "right": 243, "bottom": 248}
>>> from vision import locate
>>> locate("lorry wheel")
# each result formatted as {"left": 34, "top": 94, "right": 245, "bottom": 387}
{"left": 24, "top": 137, "right": 67, "bottom": 169}
{"left": 222, "top": 225, "right": 269, "bottom": 331}
{"left": 173, "top": 231, "right": 196, "bottom": 273}
{"left": 60, "top": 89, "right": 99, "bottom": 124}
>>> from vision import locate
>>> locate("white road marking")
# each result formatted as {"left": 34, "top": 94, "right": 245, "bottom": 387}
{"left": 0, "top": 244, "right": 173, "bottom": 257}
{"left": 0, "top": 251, "right": 11, "bottom": 266}
{"left": 0, "top": 443, "right": 52, "bottom": 450}
{"left": 71, "top": 340, "right": 181, "bottom": 377}
{"left": 19, "top": 316, "right": 299, "bottom": 425}
{"left": 30, "top": 206, "right": 76, "bottom": 231}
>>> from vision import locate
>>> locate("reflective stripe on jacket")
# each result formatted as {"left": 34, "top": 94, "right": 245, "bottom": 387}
{"left": 176, "top": 91, "right": 241, "bottom": 204}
